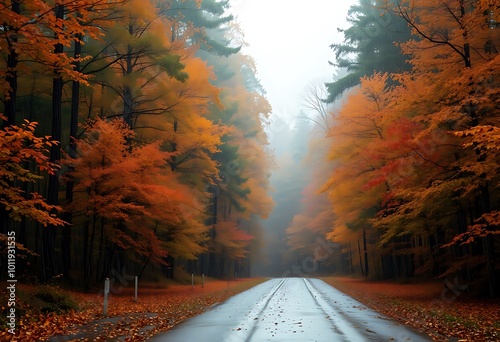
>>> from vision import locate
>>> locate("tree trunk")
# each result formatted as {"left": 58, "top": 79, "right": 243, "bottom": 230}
{"left": 44, "top": 3, "right": 65, "bottom": 282}
{"left": 123, "top": 23, "right": 134, "bottom": 127}
{"left": 478, "top": 183, "right": 496, "bottom": 296}
{"left": 363, "top": 228, "right": 369, "bottom": 277}
{"left": 83, "top": 219, "right": 90, "bottom": 290}
{"left": 138, "top": 254, "right": 151, "bottom": 280}
{"left": 62, "top": 28, "right": 82, "bottom": 279}
{"left": 3, "top": 0, "right": 20, "bottom": 127}
{"left": 357, "top": 239, "right": 365, "bottom": 277}
{"left": 459, "top": 0, "right": 472, "bottom": 69}
{"left": 88, "top": 214, "right": 97, "bottom": 286}
{"left": 170, "top": 119, "right": 178, "bottom": 171}
{"left": 348, "top": 242, "right": 354, "bottom": 274}
{"left": 0, "top": 0, "right": 21, "bottom": 257}
{"left": 392, "top": 244, "right": 398, "bottom": 278}
{"left": 96, "top": 217, "right": 106, "bottom": 283}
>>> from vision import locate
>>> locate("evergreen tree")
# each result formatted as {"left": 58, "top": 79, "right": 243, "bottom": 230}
{"left": 164, "top": 0, "right": 241, "bottom": 56}
{"left": 326, "top": 0, "right": 412, "bottom": 102}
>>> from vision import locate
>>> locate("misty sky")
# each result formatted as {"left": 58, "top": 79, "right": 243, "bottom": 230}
{"left": 231, "top": 0, "right": 356, "bottom": 122}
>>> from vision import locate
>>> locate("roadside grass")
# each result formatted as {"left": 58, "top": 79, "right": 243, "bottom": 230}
{"left": 321, "top": 276, "right": 500, "bottom": 342}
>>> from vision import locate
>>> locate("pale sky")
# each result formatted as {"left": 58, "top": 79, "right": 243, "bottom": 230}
{"left": 230, "top": 0, "right": 356, "bottom": 122}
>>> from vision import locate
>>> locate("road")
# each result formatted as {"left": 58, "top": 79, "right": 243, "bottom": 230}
{"left": 149, "top": 278, "right": 431, "bottom": 341}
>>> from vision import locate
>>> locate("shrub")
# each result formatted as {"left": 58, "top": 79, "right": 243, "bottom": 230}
{"left": 33, "top": 286, "right": 78, "bottom": 314}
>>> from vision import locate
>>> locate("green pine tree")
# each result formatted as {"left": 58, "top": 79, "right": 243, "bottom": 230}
{"left": 165, "top": 0, "right": 241, "bottom": 56}
{"left": 326, "top": 0, "right": 412, "bottom": 102}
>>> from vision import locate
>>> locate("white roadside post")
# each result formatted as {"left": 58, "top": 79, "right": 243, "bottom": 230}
{"left": 103, "top": 278, "right": 110, "bottom": 315}
{"left": 134, "top": 276, "right": 138, "bottom": 302}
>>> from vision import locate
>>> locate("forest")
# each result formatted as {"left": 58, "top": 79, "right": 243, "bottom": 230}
{"left": 0, "top": 0, "right": 274, "bottom": 290}
{"left": 282, "top": 0, "right": 500, "bottom": 297}
{"left": 0, "top": 0, "right": 499, "bottom": 300}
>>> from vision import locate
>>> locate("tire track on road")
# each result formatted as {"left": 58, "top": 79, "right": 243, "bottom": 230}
{"left": 302, "top": 278, "right": 366, "bottom": 341}
{"left": 225, "top": 278, "right": 287, "bottom": 342}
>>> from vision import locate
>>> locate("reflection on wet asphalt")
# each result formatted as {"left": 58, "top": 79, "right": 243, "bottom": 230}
{"left": 149, "top": 278, "right": 432, "bottom": 342}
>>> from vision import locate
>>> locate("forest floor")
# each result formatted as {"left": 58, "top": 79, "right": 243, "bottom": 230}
{"left": 0, "top": 277, "right": 268, "bottom": 341}
{"left": 321, "top": 277, "right": 500, "bottom": 342}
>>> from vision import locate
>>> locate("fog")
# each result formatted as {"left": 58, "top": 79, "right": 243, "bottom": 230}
{"left": 252, "top": 113, "right": 333, "bottom": 276}
{"left": 231, "top": 0, "right": 356, "bottom": 122}
{"left": 229, "top": 1, "right": 357, "bottom": 276}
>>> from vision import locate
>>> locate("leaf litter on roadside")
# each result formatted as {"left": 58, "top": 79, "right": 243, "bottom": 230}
{"left": 321, "top": 277, "right": 500, "bottom": 342}
{"left": 1, "top": 278, "right": 267, "bottom": 341}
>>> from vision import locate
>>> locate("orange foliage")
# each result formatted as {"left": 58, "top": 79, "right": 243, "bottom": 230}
{"left": 192, "top": 50, "right": 274, "bottom": 260}
{"left": 322, "top": 74, "right": 393, "bottom": 243}
{"left": 323, "top": 0, "right": 500, "bottom": 261}
{"left": 65, "top": 118, "right": 208, "bottom": 263}
{"left": 0, "top": 116, "right": 64, "bottom": 226}
{"left": 0, "top": 0, "right": 111, "bottom": 91}
{"left": 129, "top": 46, "right": 227, "bottom": 180}
{"left": 214, "top": 220, "right": 254, "bottom": 259}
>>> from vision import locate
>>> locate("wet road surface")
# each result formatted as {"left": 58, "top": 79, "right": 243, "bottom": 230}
{"left": 149, "top": 277, "right": 431, "bottom": 341}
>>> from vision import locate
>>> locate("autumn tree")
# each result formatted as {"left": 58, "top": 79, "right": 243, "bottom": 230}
{"left": 0, "top": 0, "right": 125, "bottom": 280}
{"left": 318, "top": 0, "right": 499, "bottom": 293}
{"left": 85, "top": 0, "right": 187, "bottom": 128}
{"left": 64, "top": 118, "right": 209, "bottom": 287}
{"left": 380, "top": 0, "right": 500, "bottom": 294}
{"left": 0, "top": 116, "right": 64, "bottom": 227}
{"left": 81, "top": 2, "right": 223, "bottom": 279}
{"left": 285, "top": 93, "right": 338, "bottom": 273}
{"left": 193, "top": 28, "right": 273, "bottom": 276}
{"left": 0, "top": 116, "right": 65, "bottom": 280}
{"left": 321, "top": 73, "right": 397, "bottom": 278}
{"left": 286, "top": 182, "right": 335, "bottom": 273}
{"left": 0, "top": 0, "right": 274, "bottom": 286}
{"left": 0, "top": 0, "right": 99, "bottom": 126}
